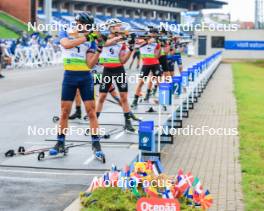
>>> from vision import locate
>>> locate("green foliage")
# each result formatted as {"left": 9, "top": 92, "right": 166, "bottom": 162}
{"left": 80, "top": 187, "right": 200, "bottom": 211}
{"left": 232, "top": 61, "right": 264, "bottom": 211}
{"left": 80, "top": 187, "right": 137, "bottom": 211}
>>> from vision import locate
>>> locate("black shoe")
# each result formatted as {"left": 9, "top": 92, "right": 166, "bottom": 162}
{"left": 124, "top": 119, "right": 136, "bottom": 133}
{"left": 146, "top": 107, "right": 157, "bottom": 113}
{"left": 129, "top": 112, "right": 142, "bottom": 122}
{"left": 69, "top": 110, "right": 81, "bottom": 120}
{"left": 0, "top": 74, "right": 4, "bottom": 79}
{"left": 131, "top": 99, "right": 138, "bottom": 109}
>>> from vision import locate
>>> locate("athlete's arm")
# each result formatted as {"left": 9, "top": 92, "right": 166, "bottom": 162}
{"left": 164, "top": 44, "right": 170, "bottom": 54}
{"left": 154, "top": 43, "right": 161, "bottom": 58}
{"left": 104, "top": 35, "right": 123, "bottom": 47}
{"left": 119, "top": 44, "right": 133, "bottom": 64}
{"left": 60, "top": 37, "right": 87, "bottom": 49}
{"left": 86, "top": 41, "right": 102, "bottom": 69}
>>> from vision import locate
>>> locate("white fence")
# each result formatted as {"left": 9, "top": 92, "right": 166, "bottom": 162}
{"left": 10, "top": 46, "right": 62, "bottom": 69}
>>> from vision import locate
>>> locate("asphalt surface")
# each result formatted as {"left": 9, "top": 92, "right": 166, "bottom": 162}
{"left": 0, "top": 57, "right": 196, "bottom": 210}
{"left": 0, "top": 64, "right": 160, "bottom": 210}
{"left": 0, "top": 66, "right": 97, "bottom": 211}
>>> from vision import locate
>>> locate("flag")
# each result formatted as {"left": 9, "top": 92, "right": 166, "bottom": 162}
{"left": 145, "top": 186, "right": 159, "bottom": 198}
{"left": 177, "top": 175, "right": 189, "bottom": 195}
{"left": 184, "top": 187, "right": 194, "bottom": 200}
{"left": 87, "top": 177, "right": 100, "bottom": 192}
{"left": 193, "top": 190, "right": 201, "bottom": 204}
{"left": 124, "top": 165, "right": 130, "bottom": 177}
{"left": 132, "top": 186, "right": 141, "bottom": 198}
{"left": 146, "top": 160, "right": 153, "bottom": 171}
{"left": 185, "top": 172, "right": 194, "bottom": 187}
{"left": 109, "top": 171, "right": 119, "bottom": 186}
{"left": 192, "top": 177, "right": 203, "bottom": 194}
{"left": 200, "top": 190, "right": 213, "bottom": 209}
{"left": 171, "top": 184, "right": 181, "bottom": 198}
{"left": 161, "top": 187, "right": 174, "bottom": 199}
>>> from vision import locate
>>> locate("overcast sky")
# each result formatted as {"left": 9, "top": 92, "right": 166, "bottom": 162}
{"left": 222, "top": 0, "right": 255, "bottom": 22}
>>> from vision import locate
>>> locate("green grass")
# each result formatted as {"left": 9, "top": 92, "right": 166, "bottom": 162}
{"left": 233, "top": 61, "right": 264, "bottom": 211}
{"left": 0, "top": 11, "right": 32, "bottom": 33}
{"left": 0, "top": 25, "right": 19, "bottom": 38}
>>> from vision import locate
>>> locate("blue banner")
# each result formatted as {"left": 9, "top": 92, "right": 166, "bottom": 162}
{"left": 225, "top": 41, "right": 264, "bottom": 50}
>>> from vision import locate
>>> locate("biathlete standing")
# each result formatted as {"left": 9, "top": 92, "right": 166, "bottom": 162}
{"left": 51, "top": 12, "right": 105, "bottom": 162}
{"left": 131, "top": 31, "right": 161, "bottom": 108}
{"left": 96, "top": 18, "right": 138, "bottom": 133}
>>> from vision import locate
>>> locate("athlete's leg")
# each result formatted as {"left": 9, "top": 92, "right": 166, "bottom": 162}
{"left": 151, "top": 64, "right": 162, "bottom": 96}
{"left": 69, "top": 89, "right": 82, "bottom": 120}
{"left": 131, "top": 65, "right": 150, "bottom": 107}
{"left": 178, "top": 64, "right": 183, "bottom": 73}
{"left": 136, "top": 56, "right": 140, "bottom": 69}
{"left": 96, "top": 92, "right": 107, "bottom": 117}
{"left": 109, "top": 84, "right": 122, "bottom": 106}
{"left": 144, "top": 74, "right": 153, "bottom": 101}
{"left": 96, "top": 67, "right": 112, "bottom": 118}
{"left": 129, "top": 58, "right": 135, "bottom": 69}
{"left": 51, "top": 100, "right": 73, "bottom": 153}
{"left": 83, "top": 100, "right": 99, "bottom": 135}
{"left": 177, "top": 56, "right": 183, "bottom": 73}
{"left": 59, "top": 101, "right": 73, "bottom": 133}
{"left": 119, "top": 92, "right": 129, "bottom": 112}
{"left": 51, "top": 72, "right": 78, "bottom": 153}
{"left": 131, "top": 78, "right": 144, "bottom": 108}
{"left": 79, "top": 72, "right": 104, "bottom": 157}
{"left": 75, "top": 89, "right": 82, "bottom": 106}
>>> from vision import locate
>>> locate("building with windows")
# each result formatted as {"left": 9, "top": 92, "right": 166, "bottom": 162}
{"left": 38, "top": 0, "right": 226, "bottom": 23}
{"left": 195, "top": 29, "right": 264, "bottom": 59}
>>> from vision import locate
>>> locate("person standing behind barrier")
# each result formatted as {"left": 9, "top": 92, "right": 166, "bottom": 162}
{"left": 51, "top": 12, "right": 105, "bottom": 161}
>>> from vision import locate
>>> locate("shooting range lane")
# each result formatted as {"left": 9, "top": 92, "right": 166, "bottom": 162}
{"left": 1, "top": 146, "right": 138, "bottom": 171}
{"left": 1, "top": 56, "right": 220, "bottom": 211}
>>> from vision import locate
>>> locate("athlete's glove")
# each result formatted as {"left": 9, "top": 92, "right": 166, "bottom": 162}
{"left": 86, "top": 32, "right": 99, "bottom": 42}
{"left": 96, "top": 34, "right": 108, "bottom": 53}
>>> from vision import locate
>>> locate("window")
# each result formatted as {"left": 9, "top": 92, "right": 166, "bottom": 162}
{"left": 211, "top": 36, "right": 225, "bottom": 48}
